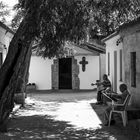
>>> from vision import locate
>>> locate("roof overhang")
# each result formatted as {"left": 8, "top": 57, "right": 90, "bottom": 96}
{"left": 102, "top": 31, "right": 119, "bottom": 42}
{"left": 81, "top": 42, "right": 105, "bottom": 54}
{"left": 0, "top": 21, "right": 14, "bottom": 35}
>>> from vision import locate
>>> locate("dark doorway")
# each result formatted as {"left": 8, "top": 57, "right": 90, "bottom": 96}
{"left": 59, "top": 58, "right": 72, "bottom": 89}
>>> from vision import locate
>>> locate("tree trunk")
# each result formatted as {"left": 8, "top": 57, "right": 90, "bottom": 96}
{"left": 23, "top": 46, "right": 32, "bottom": 92}
{"left": 0, "top": 2, "right": 40, "bottom": 131}
{"left": 0, "top": 43, "right": 32, "bottom": 132}
{"left": 15, "top": 45, "right": 32, "bottom": 93}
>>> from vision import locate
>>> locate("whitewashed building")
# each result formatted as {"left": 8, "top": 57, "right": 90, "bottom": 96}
{"left": 29, "top": 41, "right": 105, "bottom": 90}
{"left": 0, "top": 22, "right": 106, "bottom": 91}
{"left": 0, "top": 22, "right": 14, "bottom": 66}
{"left": 102, "top": 32, "right": 124, "bottom": 93}
{"left": 102, "top": 18, "right": 140, "bottom": 107}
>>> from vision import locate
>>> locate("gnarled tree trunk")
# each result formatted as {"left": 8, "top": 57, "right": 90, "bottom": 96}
{"left": 0, "top": 2, "right": 40, "bottom": 131}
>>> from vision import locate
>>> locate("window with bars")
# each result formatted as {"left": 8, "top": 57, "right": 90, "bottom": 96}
{"left": 130, "top": 52, "right": 136, "bottom": 87}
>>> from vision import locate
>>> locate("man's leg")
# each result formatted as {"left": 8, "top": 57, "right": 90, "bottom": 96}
{"left": 104, "top": 107, "right": 111, "bottom": 124}
{"left": 96, "top": 91, "right": 103, "bottom": 104}
{"left": 104, "top": 106, "right": 115, "bottom": 125}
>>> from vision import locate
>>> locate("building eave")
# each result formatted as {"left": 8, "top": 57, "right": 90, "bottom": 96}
{"left": 102, "top": 17, "right": 140, "bottom": 43}
{"left": 102, "top": 31, "right": 119, "bottom": 42}
{"left": 0, "top": 21, "right": 15, "bottom": 35}
{"left": 81, "top": 42, "right": 105, "bottom": 54}
{"left": 119, "top": 17, "right": 140, "bottom": 30}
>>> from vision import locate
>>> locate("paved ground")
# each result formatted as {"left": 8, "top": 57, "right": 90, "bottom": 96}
{"left": 0, "top": 90, "right": 140, "bottom": 140}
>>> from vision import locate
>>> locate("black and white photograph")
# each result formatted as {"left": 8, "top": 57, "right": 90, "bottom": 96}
{"left": 0, "top": 0, "right": 140, "bottom": 139}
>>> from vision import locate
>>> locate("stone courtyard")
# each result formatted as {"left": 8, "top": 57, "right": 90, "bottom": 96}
{"left": 0, "top": 91, "right": 140, "bottom": 140}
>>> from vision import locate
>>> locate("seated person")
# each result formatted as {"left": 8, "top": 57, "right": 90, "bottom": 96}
{"left": 91, "top": 74, "right": 111, "bottom": 104}
{"left": 103, "top": 83, "right": 130, "bottom": 126}
{"left": 102, "top": 88, "right": 118, "bottom": 105}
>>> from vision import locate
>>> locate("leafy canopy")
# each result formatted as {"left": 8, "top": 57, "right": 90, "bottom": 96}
{"left": 88, "top": 0, "right": 140, "bottom": 38}
{"left": 11, "top": 0, "right": 140, "bottom": 57}
{"left": 12, "top": 0, "right": 89, "bottom": 58}
{"left": 0, "top": 1, "right": 10, "bottom": 23}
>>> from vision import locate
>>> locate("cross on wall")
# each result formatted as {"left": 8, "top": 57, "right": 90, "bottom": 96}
{"left": 79, "top": 57, "right": 88, "bottom": 72}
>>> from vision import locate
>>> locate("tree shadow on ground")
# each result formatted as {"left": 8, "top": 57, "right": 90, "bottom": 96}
{"left": 90, "top": 103, "right": 140, "bottom": 140}
{"left": 0, "top": 112, "right": 139, "bottom": 140}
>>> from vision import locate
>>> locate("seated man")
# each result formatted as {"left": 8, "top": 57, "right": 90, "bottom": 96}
{"left": 103, "top": 83, "right": 130, "bottom": 126}
{"left": 102, "top": 88, "right": 118, "bottom": 105}
{"left": 92, "top": 74, "right": 111, "bottom": 104}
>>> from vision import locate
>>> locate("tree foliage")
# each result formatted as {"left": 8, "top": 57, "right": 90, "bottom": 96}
{"left": 88, "top": 0, "right": 140, "bottom": 38}
{"left": 12, "top": 0, "right": 140, "bottom": 41}
{"left": 0, "top": 1, "right": 9, "bottom": 23}
{"left": 11, "top": 0, "right": 89, "bottom": 58}
{"left": 0, "top": 0, "right": 89, "bottom": 132}
{"left": 0, "top": 0, "right": 140, "bottom": 132}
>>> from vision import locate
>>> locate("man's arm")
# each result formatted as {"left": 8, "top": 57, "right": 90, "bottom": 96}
{"left": 111, "top": 94, "right": 122, "bottom": 99}
{"left": 102, "top": 80, "right": 111, "bottom": 88}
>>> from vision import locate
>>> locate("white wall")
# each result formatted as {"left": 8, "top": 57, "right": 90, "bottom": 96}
{"left": 99, "top": 54, "right": 106, "bottom": 81}
{"left": 29, "top": 44, "right": 100, "bottom": 90}
{"left": 105, "top": 34, "right": 124, "bottom": 93}
{"left": 76, "top": 55, "right": 99, "bottom": 89}
{"left": 29, "top": 56, "right": 53, "bottom": 90}
{"left": 0, "top": 27, "right": 13, "bottom": 61}
{"left": 29, "top": 54, "right": 99, "bottom": 90}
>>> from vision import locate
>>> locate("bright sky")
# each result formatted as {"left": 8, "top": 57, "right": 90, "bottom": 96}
{"left": 1, "top": 0, "right": 18, "bottom": 24}
{"left": 1, "top": 0, "right": 18, "bottom": 7}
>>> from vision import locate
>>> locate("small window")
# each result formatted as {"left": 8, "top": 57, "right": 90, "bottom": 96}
{"left": 108, "top": 52, "right": 110, "bottom": 75}
{"left": 130, "top": 52, "right": 136, "bottom": 87}
{"left": 120, "top": 50, "right": 122, "bottom": 81}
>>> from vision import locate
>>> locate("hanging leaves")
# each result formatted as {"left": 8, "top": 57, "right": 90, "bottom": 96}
{"left": 11, "top": 0, "right": 89, "bottom": 58}
{"left": 88, "top": 0, "right": 140, "bottom": 37}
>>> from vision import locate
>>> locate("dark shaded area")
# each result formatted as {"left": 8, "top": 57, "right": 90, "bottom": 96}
{"left": 90, "top": 103, "right": 140, "bottom": 139}
{"left": 0, "top": 113, "right": 138, "bottom": 140}
{"left": 90, "top": 103, "right": 140, "bottom": 121}
{"left": 0, "top": 93, "right": 140, "bottom": 140}
{"left": 59, "top": 58, "right": 72, "bottom": 89}
{"left": 127, "top": 107, "right": 140, "bottom": 120}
